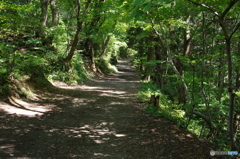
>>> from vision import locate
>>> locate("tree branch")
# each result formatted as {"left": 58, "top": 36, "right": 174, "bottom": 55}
{"left": 230, "top": 21, "right": 240, "bottom": 39}
{"left": 187, "top": 0, "right": 219, "bottom": 16}
{"left": 149, "top": 18, "right": 165, "bottom": 48}
{"left": 192, "top": 110, "right": 215, "bottom": 130}
{"left": 220, "top": 0, "right": 239, "bottom": 19}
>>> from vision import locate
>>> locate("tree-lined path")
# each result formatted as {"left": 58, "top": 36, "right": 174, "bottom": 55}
{"left": 1, "top": 0, "right": 240, "bottom": 153}
{"left": 0, "top": 60, "right": 226, "bottom": 158}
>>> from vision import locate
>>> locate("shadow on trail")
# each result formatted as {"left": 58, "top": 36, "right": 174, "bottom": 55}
{"left": 0, "top": 60, "right": 227, "bottom": 158}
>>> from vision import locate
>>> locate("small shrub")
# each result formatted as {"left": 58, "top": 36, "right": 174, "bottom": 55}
{"left": 48, "top": 54, "right": 88, "bottom": 84}
{"left": 137, "top": 82, "right": 161, "bottom": 101}
{"left": 96, "top": 59, "right": 117, "bottom": 74}
{"left": 72, "top": 54, "right": 87, "bottom": 83}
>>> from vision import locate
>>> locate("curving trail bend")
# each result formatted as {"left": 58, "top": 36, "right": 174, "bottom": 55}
{"left": 0, "top": 60, "right": 224, "bottom": 159}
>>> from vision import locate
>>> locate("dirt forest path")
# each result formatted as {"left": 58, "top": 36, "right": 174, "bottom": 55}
{"left": 0, "top": 60, "right": 228, "bottom": 159}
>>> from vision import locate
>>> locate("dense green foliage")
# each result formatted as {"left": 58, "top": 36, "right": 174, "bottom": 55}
{"left": 0, "top": 0, "right": 126, "bottom": 89}
{"left": 130, "top": 0, "right": 240, "bottom": 151}
{"left": 0, "top": 0, "right": 239, "bottom": 151}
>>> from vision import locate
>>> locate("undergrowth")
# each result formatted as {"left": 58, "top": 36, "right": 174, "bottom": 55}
{"left": 96, "top": 59, "right": 118, "bottom": 74}
{"left": 47, "top": 54, "right": 88, "bottom": 84}
{"left": 137, "top": 81, "right": 239, "bottom": 151}
{"left": 138, "top": 82, "right": 187, "bottom": 128}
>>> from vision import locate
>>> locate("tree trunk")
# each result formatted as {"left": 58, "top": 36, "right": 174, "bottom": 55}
{"left": 183, "top": 15, "right": 191, "bottom": 56}
{"left": 64, "top": 0, "right": 92, "bottom": 63}
{"left": 236, "top": 43, "right": 240, "bottom": 91}
{"left": 236, "top": 72, "right": 240, "bottom": 91}
{"left": 64, "top": 0, "right": 82, "bottom": 63}
{"left": 192, "top": 111, "right": 215, "bottom": 134}
{"left": 225, "top": 38, "right": 237, "bottom": 151}
{"left": 37, "top": 0, "right": 49, "bottom": 39}
{"left": 89, "top": 42, "right": 96, "bottom": 72}
{"left": 176, "top": 15, "right": 191, "bottom": 104}
{"left": 151, "top": 19, "right": 190, "bottom": 103}
{"left": 175, "top": 57, "right": 187, "bottom": 104}
{"left": 166, "top": 49, "right": 190, "bottom": 103}
{"left": 216, "top": 55, "right": 225, "bottom": 101}
{"left": 153, "top": 44, "right": 164, "bottom": 89}
{"left": 100, "top": 36, "right": 111, "bottom": 58}
{"left": 187, "top": 0, "right": 239, "bottom": 150}
{"left": 150, "top": 95, "right": 160, "bottom": 108}
{"left": 64, "top": 26, "right": 82, "bottom": 63}
{"left": 219, "top": 10, "right": 238, "bottom": 150}
{"left": 142, "top": 36, "right": 154, "bottom": 81}
{"left": 234, "top": 114, "right": 240, "bottom": 143}
{"left": 178, "top": 82, "right": 187, "bottom": 104}
{"left": 50, "top": 0, "right": 58, "bottom": 28}
{"left": 40, "top": 0, "right": 49, "bottom": 27}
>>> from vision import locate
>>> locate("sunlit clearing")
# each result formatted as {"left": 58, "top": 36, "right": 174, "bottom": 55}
{"left": 115, "top": 134, "right": 126, "bottom": 137}
{"left": 109, "top": 102, "right": 123, "bottom": 105}
{"left": 52, "top": 81, "right": 100, "bottom": 90}
{"left": 0, "top": 103, "right": 43, "bottom": 117}
{"left": 93, "top": 140, "right": 105, "bottom": 143}
{"left": 0, "top": 97, "right": 56, "bottom": 117}
{"left": 94, "top": 153, "right": 111, "bottom": 157}
{"left": 0, "top": 143, "right": 17, "bottom": 154}
{"left": 99, "top": 90, "right": 127, "bottom": 98}
{"left": 100, "top": 90, "right": 126, "bottom": 94}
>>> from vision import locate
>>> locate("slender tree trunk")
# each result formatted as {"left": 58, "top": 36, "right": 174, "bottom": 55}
{"left": 187, "top": 1, "right": 239, "bottom": 149}
{"left": 151, "top": 19, "right": 190, "bottom": 103}
{"left": 236, "top": 72, "right": 240, "bottom": 91}
{"left": 100, "top": 36, "right": 111, "bottom": 58}
{"left": 142, "top": 36, "right": 155, "bottom": 81}
{"left": 89, "top": 42, "right": 96, "bottom": 72}
{"left": 64, "top": 0, "right": 82, "bottom": 63}
{"left": 39, "top": 0, "right": 59, "bottom": 46}
{"left": 234, "top": 114, "right": 240, "bottom": 142}
{"left": 40, "top": 0, "right": 59, "bottom": 47}
{"left": 64, "top": 26, "right": 82, "bottom": 63}
{"left": 183, "top": 15, "right": 191, "bottom": 56}
{"left": 40, "top": 0, "right": 49, "bottom": 27}
{"left": 150, "top": 95, "right": 160, "bottom": 108}
{"left": 219, "top": 12, "right": 239, "bottom": 151}
{"left": 154, "top": 44, "right": 164, "bottom": 88}
{"left": 175, "top": 32, "right": 189, "bottom": 104}
{"left": 225, "top": 38, "right": 237, "bottom": 150}
{"left": 50, "top": 0, "right": 58, "bottom": 28}
{"left": 64, "top": 0, "right": 92, "bottom": 63}
{"left": 175, "top": 57, "right": 186, "bottom": 104}
{"left": 236, "top": 43, "right": 240, "bottom": 91}
{"left": 217, "top": 51, "right": 225, "bottom": 101}
{"left": 219, "top": 17, "right": 239, "bottom": 151}
{"left": 38, "top": 0, "right": 49, "bottom": 39}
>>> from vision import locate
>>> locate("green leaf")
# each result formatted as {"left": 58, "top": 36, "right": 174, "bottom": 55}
{"left": 236, "top": 92, "right": 240, "bottom": 97}
{"left": 142, "top": 3, "right": 152, "bottom": 12}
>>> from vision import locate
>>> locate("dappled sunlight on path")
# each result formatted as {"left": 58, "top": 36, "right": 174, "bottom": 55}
{"left": 0, "top": 60, "right": 226, "bottom": 158}
{"left": 0, "top": 97, "right": 58, "bottom": 117}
